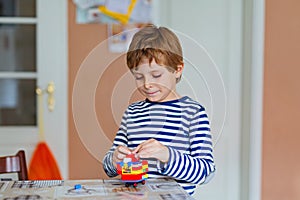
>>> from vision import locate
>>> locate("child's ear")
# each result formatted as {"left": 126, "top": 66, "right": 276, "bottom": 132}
{"left": 175, "top": 64, "right": 184, "bottom": 78}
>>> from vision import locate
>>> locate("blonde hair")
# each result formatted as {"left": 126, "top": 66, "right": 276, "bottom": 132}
{"left": 127, "top": 25, "right": 183, "bottom": 81}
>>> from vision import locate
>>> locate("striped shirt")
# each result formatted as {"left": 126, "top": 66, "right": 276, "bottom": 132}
{"left": 103, "top": 96, "right": 215, "bottom": 195}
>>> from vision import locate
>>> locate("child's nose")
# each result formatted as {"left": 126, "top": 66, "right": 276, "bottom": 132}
{"left": 143, "top": 77, "right": 153, "bottom": 89}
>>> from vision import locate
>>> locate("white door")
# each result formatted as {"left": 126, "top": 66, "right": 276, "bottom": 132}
{"left": 155, "top": 0, "right": 243, "bottom": 199}
{"left": 0, "top": 0, "right": 68, "bottom": 179}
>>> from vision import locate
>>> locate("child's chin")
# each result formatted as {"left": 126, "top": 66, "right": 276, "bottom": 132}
{"left": 147, "top": 96, "right": 160, "bottom": 102}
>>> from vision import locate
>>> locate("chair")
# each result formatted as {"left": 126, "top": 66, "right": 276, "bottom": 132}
{"left": 0, "top": 150, "right": 28, "bottom": 180}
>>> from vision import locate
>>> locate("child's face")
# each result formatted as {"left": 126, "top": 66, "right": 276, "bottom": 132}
{"left": 131, "top": 59, "right": 183, "bottom": 102}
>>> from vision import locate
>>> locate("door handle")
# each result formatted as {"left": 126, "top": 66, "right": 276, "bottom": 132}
{"left": 46, "top": 81, "right": 55, "bottom": 112}
{"left": 36, "top": 81, "right": 55, "bottom": 112}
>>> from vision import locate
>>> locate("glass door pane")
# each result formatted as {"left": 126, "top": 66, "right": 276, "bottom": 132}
{"left": 0, "top": 24, "right": 36, "bottom": 71}
{"left": 0, "top": 79, "right": 36, "bottom": 125}
{"left": 0, "top": 0, "right": 36, "bottom": 17}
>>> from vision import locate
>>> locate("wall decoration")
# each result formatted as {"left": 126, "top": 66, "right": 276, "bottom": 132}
{"left": 73, "top": 0, "right": 152, "bottom": 24}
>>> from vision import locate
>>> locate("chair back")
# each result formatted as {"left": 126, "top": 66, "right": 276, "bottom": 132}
{"left": 0, "top": 150, "right": 28, "bottom": 180}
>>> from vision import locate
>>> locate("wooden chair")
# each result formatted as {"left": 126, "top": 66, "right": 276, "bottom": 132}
{"left": 0, "top": 150, "right": 28, "bottom": 180}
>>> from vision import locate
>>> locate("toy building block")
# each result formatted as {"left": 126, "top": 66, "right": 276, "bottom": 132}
{"left": 116, "top": 154, "right": 148, "bottom": 187}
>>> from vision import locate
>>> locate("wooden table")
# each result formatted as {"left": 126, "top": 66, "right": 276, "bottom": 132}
{"left": 0, "top": 178, "right": 195, "bottom": 199}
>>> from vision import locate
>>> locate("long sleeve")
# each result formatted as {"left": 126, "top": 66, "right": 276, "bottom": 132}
{"left": 102, "top": 110, "right": 129, "bottom": 177}
{"left": 157, "top": 106, "right": 215, "bottom": 185}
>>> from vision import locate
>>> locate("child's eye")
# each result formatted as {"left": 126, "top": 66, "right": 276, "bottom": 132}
{"left": 134, "top": 76, "right": 143, "bottom": 80}
{"left": 152, "top": 74, "right": 161, "bottom": 78}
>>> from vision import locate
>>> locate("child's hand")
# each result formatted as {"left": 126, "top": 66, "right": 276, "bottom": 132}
{"left": 113, "top": 146, "right": 132, "bottom": 167}
{"left": 132, "top": 138, "right": 169, "bottom": 163}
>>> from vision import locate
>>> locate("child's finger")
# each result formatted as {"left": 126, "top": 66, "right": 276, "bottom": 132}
{"left": 133, "top": 138, "right": 155, "bottom": 153}
{"left": 132, "top": 144, "right": 142, "bottom": 154}
{"left": 118, "top": 146, "right": 132, "bottom": 155}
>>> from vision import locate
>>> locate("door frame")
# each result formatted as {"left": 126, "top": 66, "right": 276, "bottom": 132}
{"left": 37, "top": 0, "right": 68, "bottom": 178}
{"left": 248, "top": 0, "right": 265, "bottom": 199}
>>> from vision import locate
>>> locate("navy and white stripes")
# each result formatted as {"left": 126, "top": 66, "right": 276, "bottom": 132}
{"left": 103, "top": 96, "right": 215, "bottom": 195}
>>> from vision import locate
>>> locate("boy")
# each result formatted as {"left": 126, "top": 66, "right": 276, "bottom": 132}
{"left": 103, "top": 25, "right": 215, "bottom": 195}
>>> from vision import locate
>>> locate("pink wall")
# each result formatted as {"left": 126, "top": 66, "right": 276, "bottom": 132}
{"left": 68, "top": 1, "right": 108, "bottom": 179}
{"left": 262, "top": 0, "right": 300, "bottom": 199}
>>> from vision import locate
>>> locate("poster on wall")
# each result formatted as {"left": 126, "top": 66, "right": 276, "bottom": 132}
{"left": 73, "top": 0, "right": 153, "bottom": 24}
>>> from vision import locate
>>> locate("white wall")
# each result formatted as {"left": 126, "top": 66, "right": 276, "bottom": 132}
{"left": 154, "top": 0, "right": 244, "bottom": 199}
